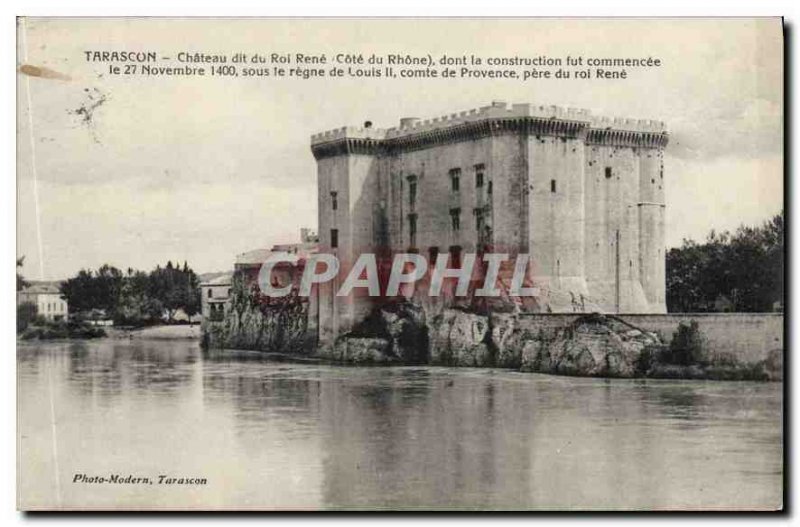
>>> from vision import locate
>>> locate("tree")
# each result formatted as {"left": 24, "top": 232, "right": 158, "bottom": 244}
{"left": 17, "top": 256, "right": 29, "bottom": 291}
{"left": 60, "top": 264, "right": 124, "bottom": 314}
{"left": 59, "top": 261, "right": 203, "bottom": 324}
{"left": 183, "top": 269, "right": 201, "bottom": 321}
{"left": 17, "top": 301, "right": 38, "bottom": 332}
{"left": 666, "top": 212, "right": 784, "bottom": 312}
{"left": 148, "top": 261, "right": 201, "bottom": 322}
{"left": 114, "top": 269, "right": 163, "bottom": 326}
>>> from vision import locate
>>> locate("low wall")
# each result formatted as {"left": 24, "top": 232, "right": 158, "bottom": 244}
{"left": 514, "top": 313, "right": 784, "bottom": 365}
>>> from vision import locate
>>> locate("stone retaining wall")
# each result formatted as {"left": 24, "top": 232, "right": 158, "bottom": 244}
{"left": 514, "top": 313, "right": 783, "bottom": 365}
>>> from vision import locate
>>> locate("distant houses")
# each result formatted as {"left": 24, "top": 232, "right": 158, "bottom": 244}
{"left": 17, "top": 284, "right": 68, "bottom": 322}
{"left": 234, "top": 229, "right": 319, "bottom": 296}
{"left": 199, "top": 273, "right": 233, "bottom": 322}
{"left": 200, "top": 228, "right": 319, "bottom": 324}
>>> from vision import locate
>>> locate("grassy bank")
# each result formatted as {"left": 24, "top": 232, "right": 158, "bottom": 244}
{"left": 19, "top": 320, "right": 106, "bottom": 340}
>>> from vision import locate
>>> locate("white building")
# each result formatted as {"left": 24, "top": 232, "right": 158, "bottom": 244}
{"left": 200, "top": 274, "right": 233, "bottom": 321}
{"left": 18, "top": 284, "right": 69, "bottom": 321}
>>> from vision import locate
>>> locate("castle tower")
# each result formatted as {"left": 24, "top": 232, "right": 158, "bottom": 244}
{"left": 311, "top": 125, "right": 387, "bottom": 344}
{"left": 583, "top": 119, "right": 668, "bottom": 313}
{"left": 637, "top": 128, "right": 667, "bottom": 312}
{"left": 310, "top": 102, "right": 669, "bottom": 345}
{"left": 523, "top": 106, "right": 590, "bottom": 309}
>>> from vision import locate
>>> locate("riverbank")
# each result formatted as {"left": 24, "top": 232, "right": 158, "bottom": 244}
{"left": 108, "top": 324, "right": 201, "bottom": 340}
{"left": 18, "top": 321, "right": 106, "bottom": 340}
{"left": 17, "top": 323, "right": 202, "bottom": 342}
{"left": 204, "top": 302, "right": 784, "bottom": 382}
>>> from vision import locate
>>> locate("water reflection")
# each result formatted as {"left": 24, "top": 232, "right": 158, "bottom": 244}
{"left": 17, "top": 340, "right": 782, "bottom": 510}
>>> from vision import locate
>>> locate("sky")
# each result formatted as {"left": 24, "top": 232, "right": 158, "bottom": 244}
{"left": 17, "top": 18, "right": 783, "bottom": 280}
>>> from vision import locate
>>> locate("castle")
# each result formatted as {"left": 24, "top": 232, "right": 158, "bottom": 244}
{"left": 311, "top": 101, "right": 668, "bottom": 344}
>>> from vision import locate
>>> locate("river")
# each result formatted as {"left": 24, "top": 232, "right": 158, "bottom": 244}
{"left": 17, "top": 338, "right": 782, "bottom": 510}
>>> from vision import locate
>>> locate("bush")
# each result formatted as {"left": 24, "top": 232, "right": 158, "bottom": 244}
{"left": 18, "top": 319, "right": 106, "bottom": 340}
{"left": 67, "top": 325, "right": 106, "bottom": 339}
{"left": 634, "top": 344, "right": 663, "bottom": 375}
{"left": 705, "top": 363, "right": 769, "bottom": 381}
{"left": 20, "top": 325, "right": 68, "bottom": 340}
{"left": 661, "top": 321, "right": 705, "bottom": 366}
{"left": 17, "top": 302, "right": 38, "bottom": 333}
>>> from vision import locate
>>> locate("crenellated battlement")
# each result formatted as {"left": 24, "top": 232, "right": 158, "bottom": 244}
{"left": 385, "top": 102, "right": 597, "bottom": 139}
{"left": 590, "top": 116, "right": 666, "bottom": 133}
{"left": 310, "top": 101, "right": 667, "bottom": 156}
{"left": 310, "top": 126, "right": 389, "bottom": 144}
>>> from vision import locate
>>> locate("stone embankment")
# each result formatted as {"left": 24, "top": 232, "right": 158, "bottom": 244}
{"left": 204, "top": 292, "right": 782, "bottom": 381}
{"left": 320, "top": 305, "right": 782, "bottom": 381}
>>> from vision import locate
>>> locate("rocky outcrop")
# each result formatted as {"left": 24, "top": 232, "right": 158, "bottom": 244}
{"left": 428, "top": 309, "right": 492, "bottom": 367}
{"left": 330, "top": 301, "right": 430, "bottom": 364}
{"left": 519, "top": 314, "right": 662, "bottom": 377}
{"left": 220, "top": 301, "right": 311, "bottom": 354}
{"left": 205, "top": 289, "right": 780, "bottom": 381}
{"left": 379, "top": 302, "right": 429, "bottom": 363}
{"left": 327, "top": 337, "right": 397, "bottom": 364}
{"left": 202, "top": 277, "right": 314, "bottom": 355}
{"left": 490, "top": 313, "right": 544, "bottom": 369}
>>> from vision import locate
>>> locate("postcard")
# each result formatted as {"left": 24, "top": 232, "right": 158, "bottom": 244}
{"left": 16, "top": 17, "right": 784, "bottom": 511}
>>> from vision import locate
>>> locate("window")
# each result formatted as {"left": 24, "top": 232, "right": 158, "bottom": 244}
{"left": 488, "top": 181, "right": 493, "bottom": 194}
{"left": 208, "top": 289, "right": 213, "bottom": 299}
{"left": 428, "top": 247, "right": 439, "bottom": 267}
{"left": 450, "top": 208, "right": 461, "bottom": 231}
{"left": 330, "top": 191, "right": 338, "bottom": 211}
{"left": 605, "top": 167, "right": 612, "bottom": 179}
{"left": 475, "top": 164, "right": 486, "bottom": 189}
{"left": 476, "top": 209, "right": 485, "bottom": 232}
{"left": 408, "top": 214, "right": 417, "bottom": 248}
{"left": 550, "top": 179, "right": 556, "bottom": 193}
{"left": 331, "top": 228, "right": 339, "bottom": 249}
{"left": 448, "top": 245, "right": 463, "bottom": 269}
{"left": 407, "top": 175, "right": 417, "bottom": 208}
{"left": 449, "top": 168, "right": 461, "bottom": 192}
{"left": 475, "top": 164, "right": 485, "bottom": 188}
